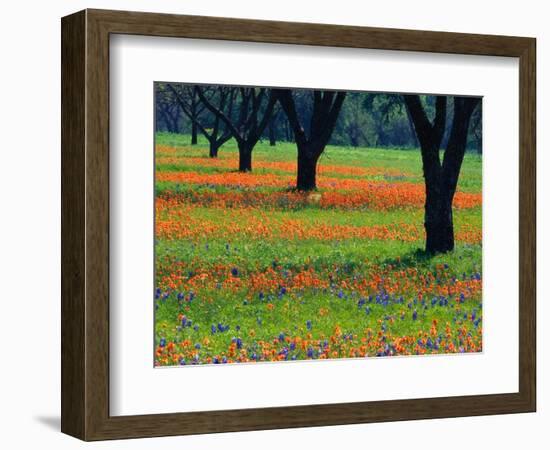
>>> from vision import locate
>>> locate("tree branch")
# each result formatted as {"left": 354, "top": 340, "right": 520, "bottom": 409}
{"left": 273, "top": 89, "right": 307, "bottom": 146}
{"left": 196, "top": 86, "right": 242, "bottom": 144}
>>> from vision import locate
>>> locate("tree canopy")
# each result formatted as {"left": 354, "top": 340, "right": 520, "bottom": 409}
{"left": 156, "top": 83, "right": 482, "bottom": 153}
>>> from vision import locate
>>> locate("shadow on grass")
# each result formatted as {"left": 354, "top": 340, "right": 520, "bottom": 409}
{"left": 380, "top": 248, "right": 436, "bottom": 268}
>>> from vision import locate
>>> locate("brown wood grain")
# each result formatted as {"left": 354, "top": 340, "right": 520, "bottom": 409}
{"left": 61, "top": 8, "right": 536, "bottom": 441}
{"left": 61, "top": 10, "right": 86, "bottom": 438}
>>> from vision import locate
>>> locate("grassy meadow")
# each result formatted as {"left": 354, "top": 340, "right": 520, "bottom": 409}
{"left": 154, "top": 132, "right": 482, "bottom": 366}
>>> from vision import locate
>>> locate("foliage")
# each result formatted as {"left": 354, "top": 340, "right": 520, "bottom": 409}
{"left": 155, "top": 84, "right": 482, "bottom": 152}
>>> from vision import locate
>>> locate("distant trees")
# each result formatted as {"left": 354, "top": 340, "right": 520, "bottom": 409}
{"left": 168, "top": 84, "right": 235, "bottom": 158}
{"left": 155, "top": 84, "right": 182, "bottom": 134}
{"left": 274, "top": 89, "right": 346, "bottom": 191}
{"left": 197, "top": 87, "right": 277, "bottom": 172}
{"left": 155, "top": 83, "right": 482, "bottom": 156}
{"left": 404, "top": 95, "right": 480, "bottom": 254}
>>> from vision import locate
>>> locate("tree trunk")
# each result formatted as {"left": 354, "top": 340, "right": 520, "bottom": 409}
{"left": 209, "top": 142, "right": 219, "bottom": 158}
{"left": 404, "top": 95, "right": 479, "bottom": 254}
{"left": 238, "top": 143, "right": 253, "bottom": 172}
{"left": 296, "top": 146, "right": 320, "bottom": 191}
{"left": 424, "top": 180, "right": 454, "bottom": 253}
{"left": 191, "top": 121, "right": 198, "bottom": 145}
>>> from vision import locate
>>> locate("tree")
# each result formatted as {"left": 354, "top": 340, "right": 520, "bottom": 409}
{"left": 167, "top": 84, "right": 235, "bottom": 158}
{"left": 333, "top": 92, "right": 371, "bottom": 147}
{"left": 198, "top": 87, "right": 276, "bottom": 172}
{"left": 162, "top": 85, "right": 207, "bottom": 145}
{"left": 274, "top": 89, "right": 346, "bottom": 191}
{"left": 404, "top": 94, "right": 480, "bottom": 254}
{"left": 155, "top": 84, "right": 182, "bottom": 133}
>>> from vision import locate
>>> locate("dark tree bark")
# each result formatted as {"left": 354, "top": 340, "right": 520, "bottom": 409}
{"left": 168, "top": 84, "right": 234, "bottom": 158}
{"left": 197, "top": 87, "right": 276, "bottom": 172}
{"left": 404, "top": 94, "right": 480, "bottom": 254}
{"left": 191, "top": 121, "right": 198, "bottom": 145}
{"left": 296, "top": 147, "right": 322, "bottom": 191}
{"left": 268, "top": 114, "right": 277, "bottom": 146}
{"left": 274, "top": 89, "right": 346, "bottom": 191}
{"left": 238, "top": 143, "right": 253, "bottom": 171}
{"left": 209, "top": 142, "right": 220, "bottom": 158}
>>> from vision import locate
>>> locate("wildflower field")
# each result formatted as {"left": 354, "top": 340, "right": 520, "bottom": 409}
{"left": 154, "top": 133, "right": 482, "bottom": 366}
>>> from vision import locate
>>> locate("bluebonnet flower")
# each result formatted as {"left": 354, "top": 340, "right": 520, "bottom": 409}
{"left": 412, "top": 310, "right": 418, "bottom": 320}
{"left": 278, "top": 332, "right": 285, "bottom": 342}
{"left": 195, "top": 343, "right": 201, "bottom": 349}
{"left": 231, "top": 267, "right": 239, "bottom": 277}
{"left": 306, "top": 320, "right": 312, "bottom": 330}
{"left": 177, "top": 292, "right": 185, "bottom": 301}
{"left": 159, "top": 338, "right": 166, "bottom": 347}
{"left": 193, "top": 325, "right": 199, "bottom": 332}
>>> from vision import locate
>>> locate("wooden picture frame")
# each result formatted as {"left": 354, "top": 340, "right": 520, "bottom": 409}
{"left": 61, "top": 8, "right": 536, "bottom": 441}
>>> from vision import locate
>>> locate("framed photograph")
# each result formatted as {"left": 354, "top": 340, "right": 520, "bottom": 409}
{"left": 61, "top": 9, "right": 536, "bottom": 440}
